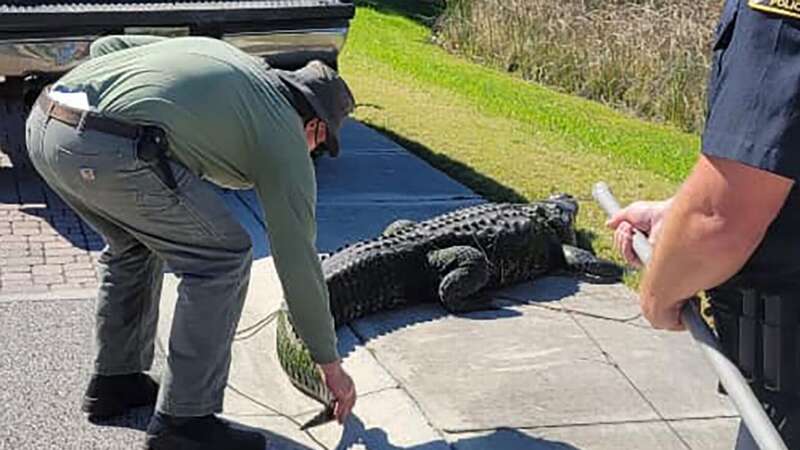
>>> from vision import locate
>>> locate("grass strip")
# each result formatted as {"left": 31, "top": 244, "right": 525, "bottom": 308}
{"left": 339, "top": 4, "right": 696, "bottom": 262}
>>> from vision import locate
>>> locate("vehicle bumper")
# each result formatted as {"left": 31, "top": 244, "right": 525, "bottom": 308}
{"left": 0, "top": 27, "right": 349, "bottom": 77}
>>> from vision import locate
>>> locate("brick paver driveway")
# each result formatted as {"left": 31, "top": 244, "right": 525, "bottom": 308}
{"left": 0, "top": 98, "right": 102, "bottom": 298}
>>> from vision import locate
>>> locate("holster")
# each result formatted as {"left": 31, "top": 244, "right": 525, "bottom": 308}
{"left": 136, "top": 126, "right": 177, "bottom": 191}
{"left": 709, "top": 287, "right": 800, "bottom": 406}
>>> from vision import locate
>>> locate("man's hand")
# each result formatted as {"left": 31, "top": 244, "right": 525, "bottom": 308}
{"left": 605, "top": 198, "right": 683, "bottom": 329}
{"left": 630, "top": 156, "right": 791, "bottom": 333}
{"left": 606, "top": 199, "right": 672, "bottom": 268}
{"left": 319, "top": 360, "right": 356, "bottom": 424}
{"left": 640, "top": 292, "right": 687, "bottom": 331}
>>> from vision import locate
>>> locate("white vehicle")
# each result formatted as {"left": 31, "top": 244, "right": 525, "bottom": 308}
{"left": 0, "top": 0, "right": 355, "bottom": 98}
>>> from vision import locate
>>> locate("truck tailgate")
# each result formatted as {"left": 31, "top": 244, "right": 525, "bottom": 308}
{"left": 0, "top": 0, "right": 354, "bottom": 32}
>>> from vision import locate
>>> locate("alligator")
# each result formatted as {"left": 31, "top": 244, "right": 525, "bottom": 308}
{"left": 276, "top": 194, "right": 623, "bottom": 428}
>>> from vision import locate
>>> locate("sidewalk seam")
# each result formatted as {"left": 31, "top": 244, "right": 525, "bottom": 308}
{"left": 497, "top": 295, "right": 644, "bottom": 325}
{"left": 566, "top": 310, "right": 694, "bottom": 450}
{"left": 347, "top": 323, "right": 457, "bottom": 450}
{"left": 224, "top": 382, "right": 330, "bottom": 450}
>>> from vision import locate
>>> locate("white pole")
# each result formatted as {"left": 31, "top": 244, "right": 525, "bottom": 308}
{"left": 592, "top": 182, "right": 787, "bottom": 450}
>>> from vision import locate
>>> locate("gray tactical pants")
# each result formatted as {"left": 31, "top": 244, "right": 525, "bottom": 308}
{"left": 25, "top": 103, "right": 253, "bottom": 416}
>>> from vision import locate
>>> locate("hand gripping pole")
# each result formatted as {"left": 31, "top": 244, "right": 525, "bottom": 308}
{"left": 592, "top": 182, "right": 787, "bottom": 450}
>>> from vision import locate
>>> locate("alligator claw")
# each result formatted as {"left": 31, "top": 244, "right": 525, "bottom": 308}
{"left": 562, "top": 244, "right": 623, "bottom": 283}
{"left": 299, "top": 405, "right": 335, "bottom": 430}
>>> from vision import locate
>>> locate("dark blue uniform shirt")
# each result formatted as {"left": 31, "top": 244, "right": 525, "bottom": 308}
{"left": 703, "top": 0, "right": 800, "bottom": 291}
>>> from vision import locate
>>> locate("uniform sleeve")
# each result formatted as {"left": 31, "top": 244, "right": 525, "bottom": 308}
{"left": 90, "top": 35, "right": 168, "bottom": 58}
{"left": 249, "top": 117, "right": 339, "bottom": 364}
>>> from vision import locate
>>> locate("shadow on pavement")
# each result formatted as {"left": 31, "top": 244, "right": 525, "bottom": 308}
{"left": 0, "top": 94, "right": 105, "bottom": 252}
{"left": 0, "top": 94, "right": 32, "bottom": 170}
{"left": 229, "top": 418, "right": 322, "bottom": 450}
{"left": 338, "top": 303, "right": 523, "bottom": 358}
{"left": 493, "top": 277, "right": 582, "bottom": 305}
{"left": 364, "top": 124, "right": 528, "bottom": 204}
{"left": 338, "top": 277, "right": 579, "bottom": 358}
{"left": 1, "top": 164, "right": 104, "bottom": 253}
{"left": 93, "top": 408, "right": 325, "bottom": 450}
{"left": 88, "top": 406, "right": 154, "bottom": 432}
{"left": 336, "top": 415, "right": 581, "bottom": 450}
{"left": 21, "top": 203, "right": 105, "bottom": 251}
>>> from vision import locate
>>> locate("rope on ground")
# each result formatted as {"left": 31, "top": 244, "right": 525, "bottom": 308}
{"left": 233, "top": 310, "right": 279, "bottom": 341}
{"left": 495, "top": 295, "right": 642, "bottom": 324}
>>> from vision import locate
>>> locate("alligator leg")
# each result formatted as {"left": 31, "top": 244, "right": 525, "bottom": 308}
{"left": 427, "top": 246, "right": 493, "bottom": 313}
{"left": 382, "top": 219, "right": 417, "bottom": 236}
{"left": 562, "top": 244, "right": 624, "bottom": 283}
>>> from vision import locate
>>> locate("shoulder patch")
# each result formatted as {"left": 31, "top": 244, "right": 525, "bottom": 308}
{"left": 750, "top": 0, "right": 800, "bottom": 19}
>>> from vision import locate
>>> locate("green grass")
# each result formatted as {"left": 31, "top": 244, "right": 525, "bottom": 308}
{"left": 339, "top": 3, "right": 697, "bottom": 263}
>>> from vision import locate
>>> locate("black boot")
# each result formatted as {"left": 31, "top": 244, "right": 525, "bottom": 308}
{"left": 144, "top": 413, "right": 266, "bottom": 450}
{"left": 82, "top": 373, "right": 159, "bottom": 419}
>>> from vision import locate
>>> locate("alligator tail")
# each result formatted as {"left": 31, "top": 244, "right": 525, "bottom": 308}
{"left": 276, "top": 308, "right": 335, "bottom": 425}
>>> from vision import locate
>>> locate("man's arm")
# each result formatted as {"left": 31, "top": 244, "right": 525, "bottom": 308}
{"left": 251, "top": 116, "right": 356, "bottom": 423}
{"left": 90, "top": 35, "right": 168, "bottom": 58}
{"left": 249, "top": 118, "right": 339, "bottom": 364}
{"left": 640, "top": 154, "right": 793, "bottom": 330}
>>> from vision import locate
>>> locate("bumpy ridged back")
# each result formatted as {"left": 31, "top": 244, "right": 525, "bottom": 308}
{"left": 325, "top": 239, "right": 427, "bottom": 326}
{"left": 321, "top": 200, "right": 577, "bottom": 325}
{"left": 325, "top": 201, "right": 575, "bottom": 265}
{"left": 277, "top": 198, "right": 579, "bottom": 421}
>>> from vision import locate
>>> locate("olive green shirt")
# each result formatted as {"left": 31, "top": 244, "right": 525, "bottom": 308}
{"left": 57, "top": 36, "right": 338, "bottom": 363}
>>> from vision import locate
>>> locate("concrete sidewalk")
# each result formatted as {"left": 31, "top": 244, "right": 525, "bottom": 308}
{"left": 160, "top": 120, "right": 739, "bottom": 450}
{"left": 0, "top": 106, "right": 739, "bottom": 449}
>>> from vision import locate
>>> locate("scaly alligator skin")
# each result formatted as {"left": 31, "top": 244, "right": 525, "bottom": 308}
{"left": 276, "top": 194, "right": 622, "bottom": 427}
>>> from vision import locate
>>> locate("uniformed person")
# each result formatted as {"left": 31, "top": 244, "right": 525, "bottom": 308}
{"left": 607, "top": 0, "right": 800, "bottom": 447}
{"left": 25, "top": 35, "right": 356, "bottom": 449}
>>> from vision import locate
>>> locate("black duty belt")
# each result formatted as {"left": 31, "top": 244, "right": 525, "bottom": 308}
{"left": 37, "top": 90, "right": 178, "bottom": 190}
{"left": 710, "top": 287, "right": 800, "bottom": 405}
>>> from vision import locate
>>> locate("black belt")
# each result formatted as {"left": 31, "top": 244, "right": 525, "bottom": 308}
{"left": 37, "top": 90, "right": 178, "bottom": 190}
{"left": 710, "top": 287, "right": 800, "bottom": 405}
{"left": 37, "top": 90, "right": 140, "bottom": 139}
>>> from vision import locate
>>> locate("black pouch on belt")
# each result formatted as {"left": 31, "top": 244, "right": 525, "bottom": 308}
{"left": 739, "top": 289, "right": 762, "bottom": 384}
{"left": 136, "top": 126, "right": 177, "bottom": 191}
{"left": 763, "top": 294, "right": 799, "bottom": 398}
{"left": 709, "top": 288, "right": 742, "bottom": 366}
